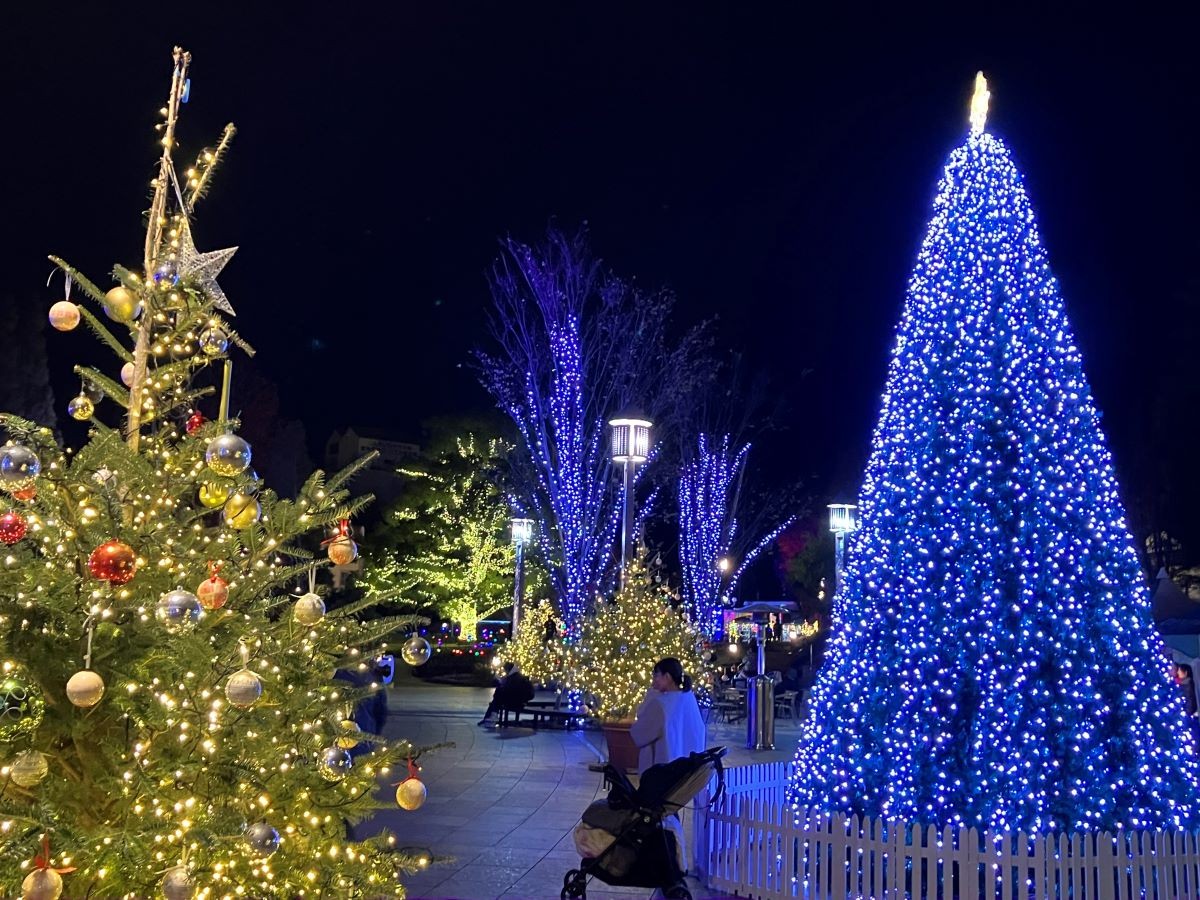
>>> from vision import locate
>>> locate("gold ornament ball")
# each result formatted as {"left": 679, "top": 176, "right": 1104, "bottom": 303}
{"left": 119, "top": 362, "right": 135, "bottom": 387}
{"left": 67, "top": 394, "right": 94, "bottom": 422}
{"left": 205, "top": 433, "right": 252, "bottom": 477}
{"left": 225, "top": 668, "right": 263, "bottom": 709}
{"left": 21, "top": 868, "right": 62, "bottom": 900}
{"left": 48, "top": 301, "right": 80, "bottom": 332}
{"left": 317, "top": 745, "right": 353, "bottom": 782}
{"left": 198, "top": 482, "right": 230, "bottom": 509}
{"left": 396, "top": 777, "right": 427, "bottom": 811}
{"left": 9, "top": 750, "right": 48, "bottom": 788}
{"left": 102, "top": 285, "right": 140, "bottom": 324}
{"left": 223, "top": 492, "right": 261, "bottom": 530}
{"left": 294, "top": 592, "right": 325, "bottom": 626}
{"left": 327, "top": 535, "right": 358, "bottom": 566}
{"left": 161, "top": 866, "right": 194, "bottom": 900}
{"left": 65, "top": 669, "right": 105, "bottom": 708}
{"left": 336, "top": 718, "right": 362, "bottom": 749}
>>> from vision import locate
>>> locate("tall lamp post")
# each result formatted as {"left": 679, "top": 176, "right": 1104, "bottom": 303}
{"left": 827, "top": 503, "right": 859, "bottom": 597}
{"left": 609, "top": 409, "right": 652, "bottom": 589}
{"left": 510, "top": 517, "right": 534, "bottom": 634}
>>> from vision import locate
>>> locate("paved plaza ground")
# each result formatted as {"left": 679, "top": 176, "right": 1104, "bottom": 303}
{"left": 360, "top": 671, "right": 801, "bottom": 899}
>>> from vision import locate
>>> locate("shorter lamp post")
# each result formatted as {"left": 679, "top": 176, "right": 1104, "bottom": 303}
{"left": 510, "top": 517, "right": 534, "bottom": 634}
{"left": 609, "top": 409, "right": 652, "bottom": 589}
{"left": 827, "top": 503, "right": 859, "bottom": 598}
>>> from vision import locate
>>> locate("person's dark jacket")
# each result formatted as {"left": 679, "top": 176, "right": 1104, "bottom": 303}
{"left": 495, "top": 671, "right": 535, "bottom": 710}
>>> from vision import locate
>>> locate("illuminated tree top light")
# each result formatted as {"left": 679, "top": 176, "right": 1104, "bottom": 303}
{"left": 969, "top": 70, "right": 990, "bottom": 135}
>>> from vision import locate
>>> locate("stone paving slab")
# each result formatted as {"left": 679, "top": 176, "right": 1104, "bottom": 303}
{"left": 359, "top": 672, "right": 790, "bottom": 899}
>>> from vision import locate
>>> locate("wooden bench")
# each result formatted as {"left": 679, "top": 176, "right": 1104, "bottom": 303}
{"left": 497, "top": 706, "right": 590, "bottom": 729}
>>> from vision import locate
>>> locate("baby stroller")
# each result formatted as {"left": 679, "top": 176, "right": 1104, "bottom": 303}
{"left": 562, "top": 746, "right": 727, "bottom": 900}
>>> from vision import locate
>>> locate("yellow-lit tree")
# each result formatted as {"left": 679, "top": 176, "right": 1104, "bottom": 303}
{"left": 364, "top": 436, "right": 545, "bottom": 642}
{"left": 568, "top": 556, "right": 710, "bottom": 721}
{"left": 0, "top": 48, "right": 431, "bottom": 898}
{"left": 501, "top": 599, "right": 571, "bottom": 687}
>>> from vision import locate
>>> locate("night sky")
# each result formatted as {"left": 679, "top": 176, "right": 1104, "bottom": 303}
{"left": 7, "top": 7, "right": 1200, "bottom": 556}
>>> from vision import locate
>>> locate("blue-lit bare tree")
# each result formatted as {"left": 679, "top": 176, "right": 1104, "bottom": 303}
{"left": 678, "top": 434, "right": 796, "bottom": 637}
{"left": 476, "top": 228, "right": 710, "bottom": 628}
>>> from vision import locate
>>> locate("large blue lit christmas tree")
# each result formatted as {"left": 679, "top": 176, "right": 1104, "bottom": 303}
{"left": 790, "top": 75, "right": 1200, "bottom": 833}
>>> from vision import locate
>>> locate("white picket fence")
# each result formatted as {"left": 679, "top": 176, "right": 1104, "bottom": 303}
{"left": 697, "top": 762, "right": 1200, "bottom": 899}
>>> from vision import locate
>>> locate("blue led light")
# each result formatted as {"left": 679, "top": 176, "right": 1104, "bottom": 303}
{"left": 788, "top": 121, "right": 1200, "bottom": 833}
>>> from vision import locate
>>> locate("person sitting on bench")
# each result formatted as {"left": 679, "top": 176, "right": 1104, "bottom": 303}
{"left": 478, "top": 662, "right": 535, "bottom": 727}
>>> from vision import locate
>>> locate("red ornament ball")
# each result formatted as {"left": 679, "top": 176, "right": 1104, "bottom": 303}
{"left": 197, "top": 574, "right": 229, "bottom": 610}
{"left": 185, "top": 411, "right": 206, "bottom": 435}
{"left": 10, "top": 486, "right": 35, "bottom": 502}
{"left": 0, "top": 512, "right": 26, "bottom": 545}
{"left": 88, "top": 540, "right": 138, "bottom": 585}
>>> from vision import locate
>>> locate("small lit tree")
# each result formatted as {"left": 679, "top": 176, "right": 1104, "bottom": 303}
{"left": 568, "top": 555, "right": 709, "bottom": 721}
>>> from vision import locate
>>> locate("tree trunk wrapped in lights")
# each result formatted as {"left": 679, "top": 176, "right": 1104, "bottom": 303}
{"left": 790, "top": 74, "right": 1200, "bottom": 833}
{"left": 678, "top": 434, "right": 796, "bottom": 638}
{"left": 475, "top": 228, "right": 711, "bottom": 630}
{"left": 0, "top": 48, "right": 436, "bottom": 897}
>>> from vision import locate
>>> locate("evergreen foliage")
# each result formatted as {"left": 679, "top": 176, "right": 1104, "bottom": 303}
{"left": 0, "top": 51, "right": 431, "bottom": 897}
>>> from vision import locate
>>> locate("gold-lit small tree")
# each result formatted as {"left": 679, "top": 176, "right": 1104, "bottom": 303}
{"left": 568, "top": 556, "right": 709, "bottom": 722}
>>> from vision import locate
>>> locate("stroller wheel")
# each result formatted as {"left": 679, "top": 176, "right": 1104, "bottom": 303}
{"left": 560, "top": 868, "right": 586, "bottom": 900}
{"left": 664, "top": 883, "right": 692, "bottom": 900}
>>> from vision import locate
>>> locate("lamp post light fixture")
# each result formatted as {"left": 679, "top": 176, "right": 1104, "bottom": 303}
{"left": 609, "top": 409, "right": 652, "bottom": 589}
{"left": 510, "top": 517, "right": 535, "bottom": 634}
{"left": 827, "top": 503, "right": 859, "bottom": 597}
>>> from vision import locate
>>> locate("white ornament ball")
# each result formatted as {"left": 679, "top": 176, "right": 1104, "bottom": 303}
{"left": 225, "top": 668, "right": 263, "bottom": 709}
{"left": 401, "top": 635, "right": 432, "bottom": 667}
{"left": 9, "top": 750, "right": 48, "bottom": 787}
{"left": 395, "top": 777, "right": 427, "bottom": 811}
{"left": 48, "top": 301, "right": 80, "bottom": 332}
{"left": 294, "top": 592, "right": 326, "bottom": 626}
{"left": 21, "top": 868, "right": 62, "bottom": 900}
{"left": 66, "top": 669, "right": 106, "bottom": 708}
{"left": 161, "top": 866, "right": 194, "bottom": 900}
{"left": 120, "top": 362, "right": 136, "bottom": 387}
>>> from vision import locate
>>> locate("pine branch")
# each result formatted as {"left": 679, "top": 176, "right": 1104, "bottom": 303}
{"left": 325, "top": 451, "right": 380, "bottom": 492}
{"left": 46, "top": 255, "right": 109, "bottom": 305}
{"left": 72, "top": 367, "right": 129, "bottom": 409}
{"left": 184, "top": 123, "right": 236, "bottom": 209}
{"left": 76, "top": 306, "right": 135, "bottom": 362}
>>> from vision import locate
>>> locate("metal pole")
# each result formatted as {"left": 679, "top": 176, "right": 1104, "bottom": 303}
{"left": 834, "top": 531, "right": 846, "bottom": 596}
{"left": 512, "top": 541, "right": 526, "bottom": 634}
{"left": 620, "top": 460, "right": 633, "bottom": 590}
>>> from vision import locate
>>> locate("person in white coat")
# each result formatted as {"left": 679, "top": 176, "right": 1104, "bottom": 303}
{"left": 630, "top": 657, "right": 707, "bottom": 774}
{"left": 630, "top": 657, "right": 707, "bottom": 875}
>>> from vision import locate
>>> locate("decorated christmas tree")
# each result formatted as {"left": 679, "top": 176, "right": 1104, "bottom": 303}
{"left": 790, "top": 75, "right": 1200, "bottom": 833}
{"left": 0, "top": 48, "right": 433, "bottom": 898}
{"left": 568, "top": 555, "right": 708, "bottom": 722}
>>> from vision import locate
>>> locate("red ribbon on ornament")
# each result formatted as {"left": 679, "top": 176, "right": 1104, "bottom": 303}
{"left": 31, "top": 834, "right": 77, "bottom": 874}
{"left": 320, "top": 519, "right": 352, "bottom": 548}
{"left": 207, "top": 560, "right": 224, "bottom": 582}
{"left": 392, "top": 756, "right": 420, "bottom": 787}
